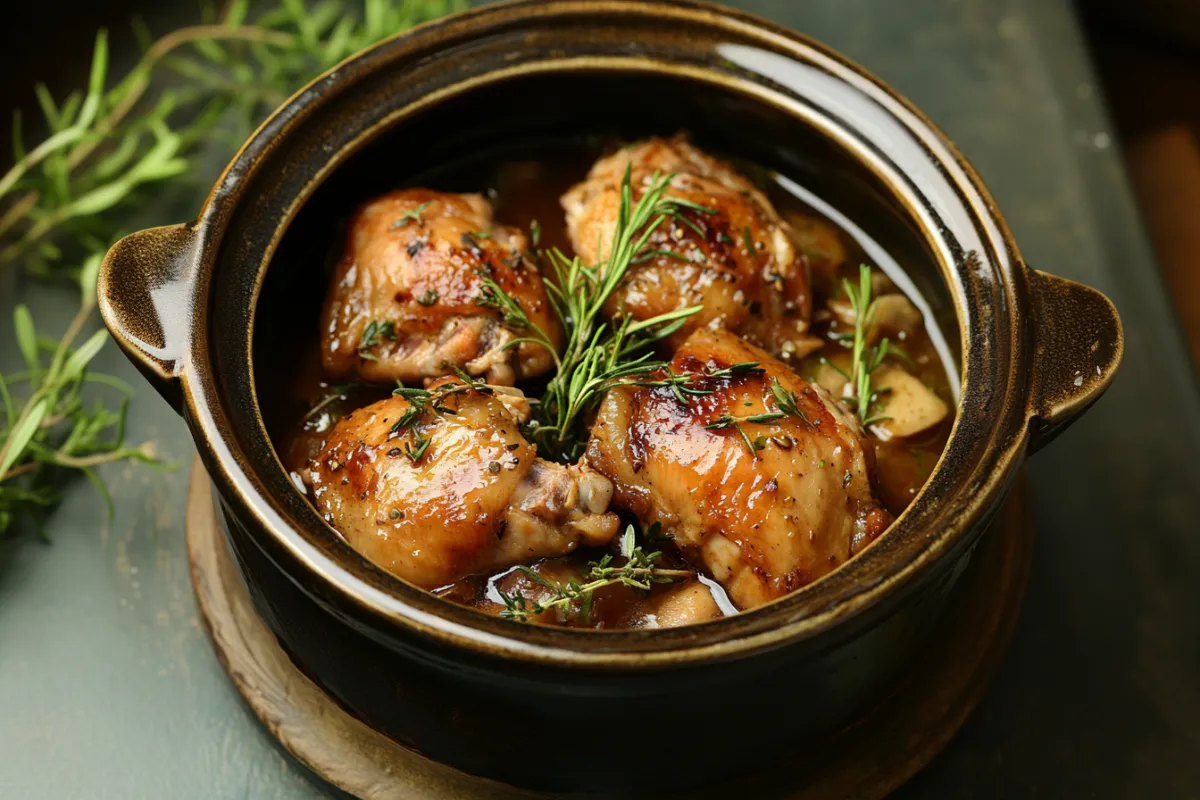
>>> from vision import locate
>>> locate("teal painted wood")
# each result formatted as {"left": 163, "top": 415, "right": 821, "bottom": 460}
{"left": 0, "top": 1, "right": 1196, "bottom": 797}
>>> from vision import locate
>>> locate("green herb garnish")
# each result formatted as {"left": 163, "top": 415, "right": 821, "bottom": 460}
{"left": 769, "top": 377, "right": 811, "bottom": 426}
{"left": 476, "top": 166, "right": 716, "bottom": 462}
{"left": 303, "top": 382, "right": 355, "bottom": 423}
{"left": 704, "top": 411, "right": 782, "bottom": 456}
{"left": 404, "top": 432, "right": 432, "bottom": 464}
{"left": 416, "top": 288, "right": 438, "bottom": 306}
{"left": 0, "top": 1, "right": 467, "bottom": 539}
{"left": 0, "top": 267, "right": 166, "bottom": 531}
{"left": 498, "top": 525, "right": 691, "bottom": 623}
{"left": 839, "top": 264, "right": 897, "bottom": 425}
{"left": 358, "top": 319, "right": 396, "bottom": 360}
{"left": 391, "top": 200, "right": 433, "bottom": 229}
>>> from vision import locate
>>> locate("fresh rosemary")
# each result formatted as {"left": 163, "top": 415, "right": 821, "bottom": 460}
{"left": 359, "top": 318, "right": 397, "bottom": 360}
{"left": 390, "top": 200, "right": 433, "bottom": 229}
{"left": 477, "top": 166, "right": 721, "bottom": 462}
{"left": 498, "top": 524, "right": 690, "bottom": 623}
{"left": 0, "top": 0, "right": 466, "bottom": 538}
{"left": 0, "top": 259, "right": 165, "bottom": 533}
{"left": 704, "top": 411, "right": 783, "bottom": 456}
{"left": 403, "top": 432, "right": 432, "bottom": 463}
{"left": 303, "top": 381, "right": 356, "bottom": 423}
{"left": 769, "top": 377, "right": 811, "bottom": 426}
{"left": 825, "top": 264, "right": 900, "bottom": 426}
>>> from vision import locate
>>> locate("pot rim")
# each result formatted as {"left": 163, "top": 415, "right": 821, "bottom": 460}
{"left": 124, "top": 0, "right": 1080, "bottom": 667}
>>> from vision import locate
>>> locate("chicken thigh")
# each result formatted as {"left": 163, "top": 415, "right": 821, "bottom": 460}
{"left": 321, "top": 189, "right": 562, "bottom": 385}
{"left": 561, "top": 135, "right": 815, "bottom": 359}
{"left": 585, "top": 329, "right": 891, "bottom": 609}
{"left": 310, "top": 379, "right": 620, "bottom": 588}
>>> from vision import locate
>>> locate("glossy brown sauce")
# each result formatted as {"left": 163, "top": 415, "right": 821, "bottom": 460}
{"left": 265, "top": 142, "right": 956, "bottom": 629}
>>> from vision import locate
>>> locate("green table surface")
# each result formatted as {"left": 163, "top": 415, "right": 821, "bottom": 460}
{"left": 3, "top": 1, "right": 1199, "bottom": 797}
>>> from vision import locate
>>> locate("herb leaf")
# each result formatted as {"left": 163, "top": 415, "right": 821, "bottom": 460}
{"left": 769, "top": 377, "right": 811, "bottom": 426}
{"left": 358, "top": 319, "right": 397, "bottom": 360}
{"left": 390, "top": 200, "right": 433, "bottom": 229}
{"left": 476, "top": 166, "right": 719, "bottom": 462}
{"left": 0, "top": 0, "right": 465, "bottom": 538}
{"left": 839, "top": 264, "right": 900, "bottom": 425}
{"left": 499, "top": 524, "right": 692, "bottom": 623}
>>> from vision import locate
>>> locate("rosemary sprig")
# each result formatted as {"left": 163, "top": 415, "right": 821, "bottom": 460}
{"left": 0, "top": 258, "right": 167, "bottom": 533}
{"left": 477, "top": 166, "right": 717, "bottom": 462}
{"left": 0, "top": 1, "right": 466, "bottom": 538}
{"left": 303, "top": 381, "right": 356, "bottom": 424}
{"left": 404, "top": 431, "right": 432, "bottom": 463}
{"left": 498, "top": 524, "right": 691, "bottom": 623}
{"left": 704, "top": 412, "right": 779, "bottom": 456}
{"left": 390, "top": 200, "right": 433, "bottom": 229}
{"left": 837, "top": 264, "right": 898, "bottom": 425}
{"left": 769, "top": 377, "right": 811, "bottom": 426}
{"left": 358, "top": 318, "right": 397, "bottom": 360}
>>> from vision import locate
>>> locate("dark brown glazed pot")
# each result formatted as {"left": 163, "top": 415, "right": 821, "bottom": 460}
{"left": 97, "top": 0, "right": 1122, "bottom": 792}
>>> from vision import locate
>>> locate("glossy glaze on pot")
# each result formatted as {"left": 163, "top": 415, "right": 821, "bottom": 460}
{"left": 98, "top": 0, "right": 1122, "bottom": 791}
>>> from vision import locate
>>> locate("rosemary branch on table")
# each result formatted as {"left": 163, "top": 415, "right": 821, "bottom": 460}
{"left": 0, "top": 0, "right": 466, "bottom": 538}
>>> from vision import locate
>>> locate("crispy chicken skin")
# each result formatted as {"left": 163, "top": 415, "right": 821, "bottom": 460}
{"left": 585, "top": 329, "right": 891, "bottom": 609}
{"left": 309, "top": 380, "right": 620, "bottom": 589}
{"left": 561, "top": 135, "right": 815, "bottom": 358}
{"left": 320, "top": 189, "right": 562, "bottom": 386}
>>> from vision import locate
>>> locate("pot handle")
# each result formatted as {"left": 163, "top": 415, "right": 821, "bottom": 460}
{"left": 1026, "top": 269, "right": 1123, "bottom": 453}
{"left": 97, "top": 223, "right": 200, "bottom": 414}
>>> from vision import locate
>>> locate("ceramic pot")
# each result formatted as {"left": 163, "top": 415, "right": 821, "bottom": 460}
{"left": 98, "top": 0, "right": 1121, "bottom": 791}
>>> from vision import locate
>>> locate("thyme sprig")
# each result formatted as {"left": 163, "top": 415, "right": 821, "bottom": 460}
{"left": 498, "top": 524, "right": 690, "bottom": 623}
{"left": 633, "top": 361, "right": 763, "bottom": 407}
{"left": 387, "top": 371, "right": 503, "bottom": 462}
{"left": 389, "top": 372, "right": 486, "bottom": 434}
{"left": 0, "top": 0, "right": 466, "bottom": 537}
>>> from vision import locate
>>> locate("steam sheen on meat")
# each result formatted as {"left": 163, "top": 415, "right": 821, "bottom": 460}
{"left": 321, "top": 189, "right": 562, "bottom": 385}
{"left": 309, "top": 380, "right": 620, "bottom": 588}
{"left": 585, "top": 329, "right": 891, "bottom": 609}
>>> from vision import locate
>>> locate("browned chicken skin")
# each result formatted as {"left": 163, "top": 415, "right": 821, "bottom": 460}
{"left": 561, "top": 135, "right": 816, "bottom": 359}
{"left": 309, "top": 380, "right": 620, "bottom": 589}
{"left": 585, "top": 329, "right": 891, "bottom": 609}
{"left": 321, "top": 189, "right": 562, "bottom": 385}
